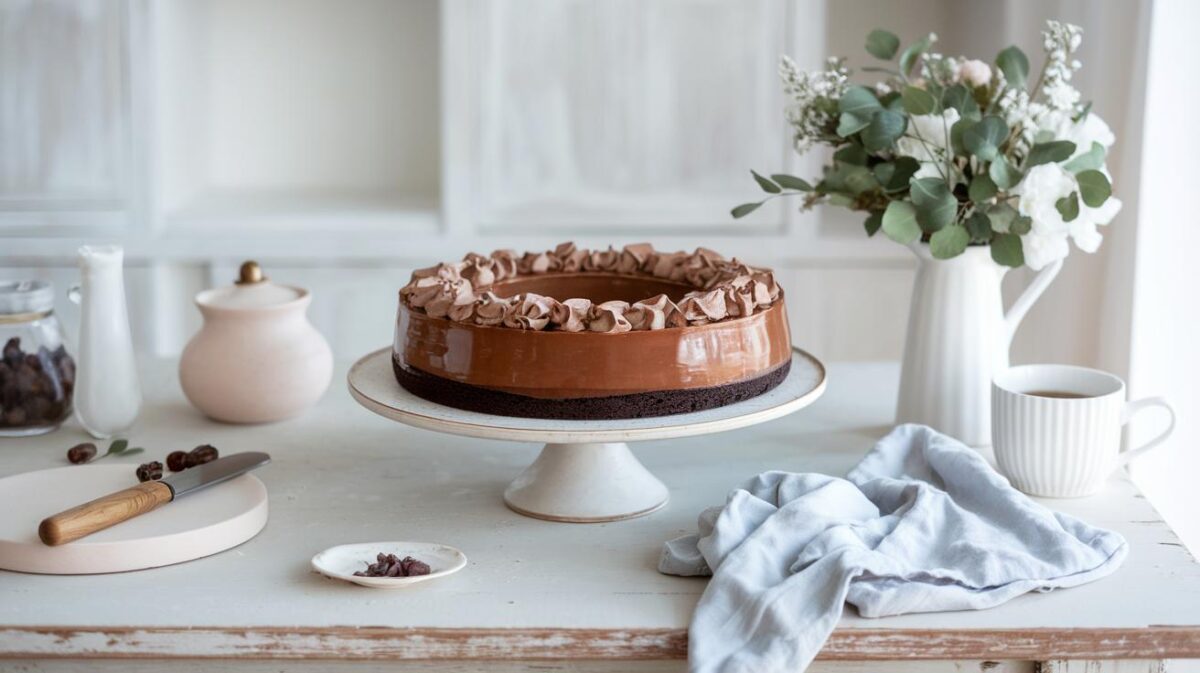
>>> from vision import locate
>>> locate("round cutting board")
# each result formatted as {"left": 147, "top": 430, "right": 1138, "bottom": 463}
{"left": 0, "top": 465, "right": 268, "bottom": 574}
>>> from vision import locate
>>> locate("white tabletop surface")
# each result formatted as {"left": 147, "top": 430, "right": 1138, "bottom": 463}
{"left": 0, "top": 358, "right": 1197, "bottom": 661}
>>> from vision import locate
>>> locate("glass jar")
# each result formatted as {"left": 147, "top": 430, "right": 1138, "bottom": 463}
{"left": 0, "top": 281, "right": 75, "bottom": 436}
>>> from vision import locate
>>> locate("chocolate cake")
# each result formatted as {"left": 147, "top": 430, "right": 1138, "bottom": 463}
{"left": 393, "top": 243, "right": 792, "bottom": 419}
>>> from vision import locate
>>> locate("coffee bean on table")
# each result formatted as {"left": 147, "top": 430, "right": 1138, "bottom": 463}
{"left": 67, "top": 443, "right": 98, "bottom": 465}
{"left": 166, "top": 451, "right": 189, "bottom": 472}
{"left": 188, "top": 444, "right": 219, "bottom": 466}
{"left": 136, "top": 461, "right": 164, "bottom": 482}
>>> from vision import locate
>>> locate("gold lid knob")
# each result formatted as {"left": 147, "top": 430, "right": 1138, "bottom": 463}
{"left": 236, "top": 261, "right": 267, "bottom": 285}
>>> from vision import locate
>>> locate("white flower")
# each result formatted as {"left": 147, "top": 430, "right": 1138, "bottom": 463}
{"left": 1038, "top": 111, "right": 1115, "bottom": 159}
{"left": 1070, "top": 194, "right": 1122, "bottom": 253}
{"left": 1012, "top": 163, "right": 1122, "bottom": 269}
{"left": 895, "top": 108, "right": 961, "bottom": 181}
{"left": 956, "top": 59, "right": 991, "bottom": 87}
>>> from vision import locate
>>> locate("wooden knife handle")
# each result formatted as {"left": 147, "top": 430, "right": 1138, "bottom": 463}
{"left": 39, "top": 481, "right": 173, "bottom": 546}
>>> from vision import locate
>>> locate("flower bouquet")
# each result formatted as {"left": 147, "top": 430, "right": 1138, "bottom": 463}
{"left": 735, "top": 21, "right": 1120, "bottom": 271}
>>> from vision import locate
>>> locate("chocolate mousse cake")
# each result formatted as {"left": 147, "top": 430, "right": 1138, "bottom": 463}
{"left": 394, "top": 243, "right": 792, "bottom": 419}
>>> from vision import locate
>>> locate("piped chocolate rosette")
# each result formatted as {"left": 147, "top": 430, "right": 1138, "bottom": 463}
{"left": 393, "top": 243, "right": 793, "bottom": 420}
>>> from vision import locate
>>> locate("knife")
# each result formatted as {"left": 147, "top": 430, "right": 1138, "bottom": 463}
{"left": 38, "top": 451, "right": 271, "bottom": 546}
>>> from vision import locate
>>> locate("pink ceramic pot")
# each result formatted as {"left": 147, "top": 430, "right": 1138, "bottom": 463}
{"left": 180, "top": 277, "right": 332, "bottom": 424}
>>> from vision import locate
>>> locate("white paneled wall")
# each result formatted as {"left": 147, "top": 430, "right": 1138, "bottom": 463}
{"left": 0, "top": 0, "right": 1136, "bottom": 370}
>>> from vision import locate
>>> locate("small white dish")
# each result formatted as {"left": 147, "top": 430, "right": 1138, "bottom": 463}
{"left": 311, "top": 541, "right": 467, "bottom": 589}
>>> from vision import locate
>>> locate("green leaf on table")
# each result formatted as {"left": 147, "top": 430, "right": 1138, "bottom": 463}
{"left": 839, "top": 86, "right": 883, "bottom": 117}
{"left": 882, "top": 201, "right": 922, "bottom": 244}
{"left": 899, "top": 34, "right": 933, "bottom": 77}
{"left": 108, "top": 439, "right": 129, "bottom": 455}
{"left": 873, "top": 156, "right": 921, "bottom": 192}
{"left": 930, "top": 224, "right": 970, "bottom": 259}
{"left": 864, "top": 210, "right": 884, "bottom": 237}
{"left": 770, "top": 174, "right": 813, "bottom": 191}
{"left": 1056, "top": 192, "right": 1080, "bottom": 222}
{"left": 965, "top": 210, "right": 993, "bottom": 240}
{"left": 942, "top": 84, "right": 981, "bottom": 121}
{"left": 962, "top": 115, "right": 1008, "bottom": 161}
{"left": 1075, "top": 170, "right": 1112, "bottom": 207}
{"left": 1063, "top": 142, "right": 1106, "bottom": 173}
{"left": 901, "top": 85, "right": 937, "bottom": 115}
{"left": 1026, "top": 141, "right": 1077, "bottom": 167}
{"left": 910, "top": 177, "right": 957, "bottom": 232}
{"left": 751, "top": 170, "right": 781, "bottom": 194}
{"left": 866, "top": 29, "right": 901, "bottom": 60}
{"left": 833, "top": 144, "right": 869, "bottom": 166}
{"left": 837, "top": 112, "right": 871, "bottom": 137}
{"left": 996, "top": 46, "right": 1029, "bottom": 90}
{"left": 731, "top": 202, "right": 764, "bottom": 219}
{"left": 991, "top": 233, "right": 1025, "bottom": 267}
{"left": 1010, "top": 214, "right": 1033, "bottom": 235}
{"left": 968, "top": 173, "right": 998, "bottom": 202}
{"left": 862, "top": 109, "right": 907, "bottom": 151}
{"left": 989, "top": 155, "right": 1023, "bottom": 189}
{"left": 986, "top": 202, "right": 1018, "bottom": 232}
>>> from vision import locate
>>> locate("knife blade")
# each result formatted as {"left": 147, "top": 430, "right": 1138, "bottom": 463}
{"left": 38, "top": 451, "right": 271, "bottom": 546}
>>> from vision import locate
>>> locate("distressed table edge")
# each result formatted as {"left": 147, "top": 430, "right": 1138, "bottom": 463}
{"left": 1, "top": 626, "right": 1199, "bottom": 661}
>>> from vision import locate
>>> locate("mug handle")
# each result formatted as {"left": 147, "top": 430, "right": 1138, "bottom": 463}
{"left": 1116, "top": 396, "right": 1176, "bottom": 466}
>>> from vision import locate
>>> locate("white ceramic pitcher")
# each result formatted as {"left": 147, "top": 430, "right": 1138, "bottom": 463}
{"left": 72, "top": 245, "right": 141, "bottom": 438}
{"left": 896, "top": 243, "right": 1061, "bottom": 447}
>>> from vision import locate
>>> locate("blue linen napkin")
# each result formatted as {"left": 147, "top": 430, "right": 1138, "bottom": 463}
{"left": 659, "top": 424, "right": 1128, "bottom": 673}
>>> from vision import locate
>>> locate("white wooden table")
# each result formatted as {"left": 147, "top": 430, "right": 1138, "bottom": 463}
{"left": 1, "top": 360, "right": 1198, "bottom": 673}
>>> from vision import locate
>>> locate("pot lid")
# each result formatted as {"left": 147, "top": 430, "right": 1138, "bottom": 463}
{"left": 199, "top": 261, "right": 303, "bottom": 309}
{"left": 0, "top": 280, "right": 55, "bottom": 316}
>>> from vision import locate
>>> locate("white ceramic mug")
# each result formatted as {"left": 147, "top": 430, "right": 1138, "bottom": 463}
{"left": 991, "top": 364, "right": 1175, "bottom": 497}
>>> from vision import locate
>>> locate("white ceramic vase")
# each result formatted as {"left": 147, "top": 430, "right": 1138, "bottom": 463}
{"left": 895, "top": 243, "right": 1062, "bottom": 447}
{"left": 72, "top": 245, "right": 142, "bottom": 438}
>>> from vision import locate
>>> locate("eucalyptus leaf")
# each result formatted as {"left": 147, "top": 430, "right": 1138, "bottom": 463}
{"left": 833, "top": 144, "right": 869, "bottom": 166}
{"left": 910, "top": 177, "right": 957, "bottom": 232}
{"left": 942, "top": 84, "right": 981, "bottom": 120}
{"left": 770, "top": 174, "right": 813, "bottom": 191}
{"left": 989, "top": 156, "right": 1023, "bottom": 189}
{"left": 965, "top": 211, "right": 993, "bottom": 241}
{"left": 731, "top": 202, "right": 764, "bottom": 219}
{"left": 901, "top": 86, "right": 937, "bottom": 116}
{"left": 861, "top": 109, "right": 907, "bottom": 151}
{"left": 866, "top": 29, "right": 901, "bottom": 60}
{"left": 1056, "top": 192, "right": 1080, "bottom": 222}
{"left": 996, "top": 46, "right": 1029, "bottom": 90}
{"left": 991, "top": 232, "right": 1025, "bottom": 267}
{"left": 844, "top": 165, "right": 878, "bottom": 194}
{"left": 1063, "top": 142, "right": 1106, "bottom": 173}
{"left": 882, "top": 201, "right": 922, "bottom": 244}
{"left": 1075, "top": 170, "right": 1112, "bottom": 207}
{"left": 930, "top": 225, "right": 970, "bottom": 259}
{"left": 1025, "top": 141, "right": 1077, "bottom": 168}
{"left": 838, "top": 86, "right": 883, "bottom": 117}
{"left": 873, "top": 156, "right": 920, "bottom": 192}
{"left": 751, "top": 170, "right": 781, "bottom": 194}
{"left": 950, "top": 118, "right": 971, "bottom": 155}
{"left": 962, "top": 115, "right": 1008, "bottom": 161}
{"left": 1010, "top": 215, "right": 1033, "bottom": 235}
{"left": 899, "top": 34, "right": 933, "bottom": 77}
{"left": 837, "top": 111, "right": 871, "bottom": 137}
{"left": 986, "top": 202, "right": 1018, "bottom": 232}
{"left": 968, "top": 173, "right": 998, "bottom": 202}
{"left": 864, "top": 211, "right": 884, "bottom": 237}
{"left": 828, "top": 193, "right": 855, "bottom": 207}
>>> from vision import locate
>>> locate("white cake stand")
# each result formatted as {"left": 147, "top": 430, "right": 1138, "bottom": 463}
{"left": 347, "top": 347, "right": 826, "bottom": 523}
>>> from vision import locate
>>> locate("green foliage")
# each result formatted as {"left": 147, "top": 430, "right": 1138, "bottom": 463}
{"left": 751, "top": 170, "right": 781, "bottom": 194}
{"left": 1026, "top": 141, "right": 1077, "bottom": 168}
{"left": 962, "top": 116, "right": 1008, "bottom": 161}
{"left": 838, "top": 112, "right": 870, "bottom": 137}
{"left": 901, "top": 86, "right": 937, "bottom": 115}
{"left": 834, "top": 144, "right": 868, "bottom": 166}
{"left": 866, "top": 29, "right": 901, "bottom": 60}
{"left": 873, "top": 157, "right": 920, "bottom": 192}
{"left": 899, "top": 34, "right": 933, "bottom": 77}
{"left": 864, "top": 211, "right": 884, "bottom": 237}
{"left": 942, "top": 84, "right": 981, "bottom": 121}
{"left": 965, "top": 210, "right": 993, "bottom": 241}
{"left": 910, "top": 177, "right": 958, "bottom": 232}
{"left": 1075, "top": 170, "right": 1112, "bottom": 207}
{"left": 1056, "top": 192, "right": 1080, "bottom": 222}
{"left": 996, "top": 46, "right": 1030, "bottom": 90}
{"left": 770, "top": 174, "right": 813, "bottom": 191}
{"left": 991, "top": 233, "right": 1025, "bottom": 267}
{"left": 1063, "top": 142, "right": 1106, "bottom": 173}
{"left": 989, "top": 156, "right": 1023, "bottom": 189}
{"left": 930, "top": 225, "right": 970, "bottom": 259}
{"left": 968, "top": 174, "right": 998, "bottom": 202}
{"left": 862, "top": 110, "right": 907, "bottom": 151}
{"left": 986, "top": 202, "right": 1019, "bottom": 232}
{"left": 882, "top": 201, "right": 922, "bottom": 243}
{"left": 731, "top": 202, "right": 763, "bottom": 219}
{"left": 839, "top": 86, "right": 883, "bottom": 117}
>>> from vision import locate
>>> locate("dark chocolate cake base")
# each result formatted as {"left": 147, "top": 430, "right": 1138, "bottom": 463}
{"left": 392, "top": 355, "right": 791, "bottom": 420}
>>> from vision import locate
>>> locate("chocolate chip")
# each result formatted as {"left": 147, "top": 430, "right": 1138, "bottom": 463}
{"left": 352, "top": 553, "right": 433, "bottom": 578}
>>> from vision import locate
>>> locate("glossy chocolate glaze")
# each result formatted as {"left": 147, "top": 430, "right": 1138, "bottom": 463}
{"left": 490, "top": 273, "right": 694, "bottom": 304}
{"left": 394, "top": 279, "right": 792, "bottom": 399}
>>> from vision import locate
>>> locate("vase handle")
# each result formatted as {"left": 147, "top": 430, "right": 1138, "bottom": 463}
{"left": 1004, "top": 259, "right": 1062, "bottom": 346}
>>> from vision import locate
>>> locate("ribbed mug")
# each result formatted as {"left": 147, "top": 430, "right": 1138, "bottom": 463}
{"left": 991, "top": 365, "right": 1175, "bottom": 497}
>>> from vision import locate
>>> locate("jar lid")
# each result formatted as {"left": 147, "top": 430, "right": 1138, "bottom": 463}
{"left": 197, "top": 261, "right": 303, "bottom": 310}
{"left": 0, "top": 280, "right": 55, "bottom": 316}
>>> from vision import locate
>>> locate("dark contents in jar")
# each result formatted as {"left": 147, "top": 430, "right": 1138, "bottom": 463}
{"left": 353, "top": 553, "right": 432, "bottom": 578}
{"left": 0, "top": 337, "right": 75, "bottom": 429}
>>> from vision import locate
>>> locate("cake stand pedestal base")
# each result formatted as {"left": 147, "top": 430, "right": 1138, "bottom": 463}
{"left": 348, "top": 348, "right": 826, "bottom": 523}
{"left": 503, "top": 442, "right": 669, "bottom": 522}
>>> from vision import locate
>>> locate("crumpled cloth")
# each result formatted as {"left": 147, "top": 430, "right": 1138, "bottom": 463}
{"left": 659, "top": 424, "right": 1127, "bottom": 673}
